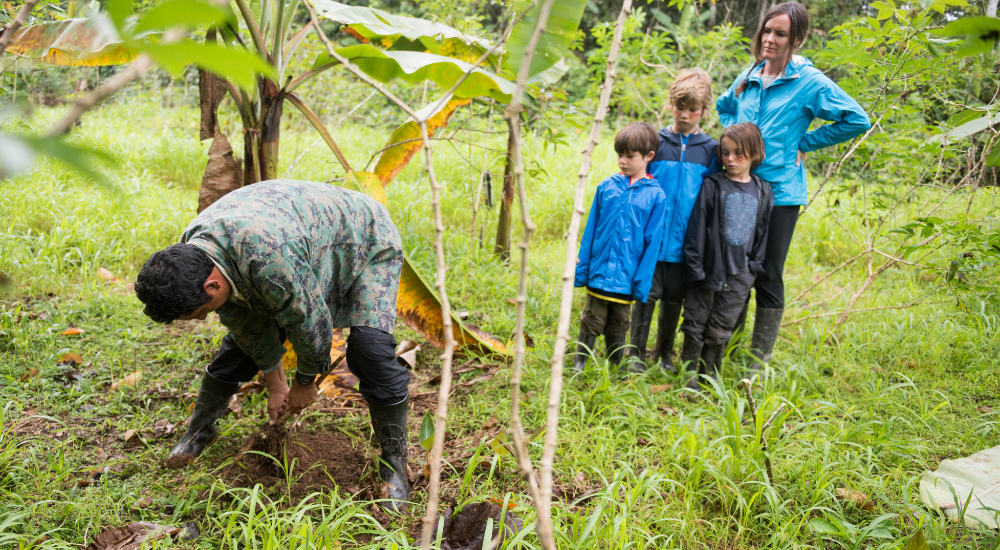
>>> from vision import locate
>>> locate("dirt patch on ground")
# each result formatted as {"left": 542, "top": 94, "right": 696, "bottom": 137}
{"left": 224, "top": 424, "right": 371, "bottom": 500}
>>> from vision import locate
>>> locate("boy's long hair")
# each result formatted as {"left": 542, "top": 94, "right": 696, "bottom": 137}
{"left": 735, "top": 2, "right": 810, "bottom": 97}
{"left": 669, "top": 68, "right": 713, "bottom": 112}
{"left": 614, "top": 122, "right": 658, "bottom": 157}
{"left": 721, "top": 123, "right": 766, "bottom": 168}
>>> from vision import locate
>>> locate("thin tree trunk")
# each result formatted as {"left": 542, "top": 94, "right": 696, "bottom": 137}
{"left": 493, "top": 128, "right": 516, "bottom": 260}
{"left": 537, "top": 0, "right": 633, "bottom": 542}
{"left": 987, "top": 0, "right": 997, "bottom": 17}
{"left": 259, "top": 79, "right": 283, "bottom": 182}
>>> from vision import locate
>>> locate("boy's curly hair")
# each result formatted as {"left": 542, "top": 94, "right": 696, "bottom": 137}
{"left": 614, "top": 122, "right": 658, "bottom": 157}
{"left": 669, "top": 68, "right": 713, "bottom": 112}
{"left": 721, "top": 122, "right": 766, "bottom": 168}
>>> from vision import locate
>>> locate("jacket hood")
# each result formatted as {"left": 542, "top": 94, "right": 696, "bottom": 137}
{"left": 749, "top": 55, "right": 814, "bottom": 81}
{"left": 658, "top": 127, "right": 715, "bottom": 148}
{"left": 609, "top": 172, "right": 658, "bottom": 189}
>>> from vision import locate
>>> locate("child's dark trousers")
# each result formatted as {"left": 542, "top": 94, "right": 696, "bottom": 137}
{"left": 681, "top": 272, "right": 755, "bottom": 345}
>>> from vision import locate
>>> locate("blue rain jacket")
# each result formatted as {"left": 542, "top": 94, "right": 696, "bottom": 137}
{"left": 648, "top": 128, "right": 719, "bottom": 263}
{"left": 716, "top": 55, "right": 871, "bottom": 206}
{"left": 575, "top": 173, "right": 667, "bottom": 303}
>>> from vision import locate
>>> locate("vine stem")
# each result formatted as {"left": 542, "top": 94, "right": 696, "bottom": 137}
{"left": 536, "top": 0, "right": 633, "bottom": 544}
{"left": 0, "top": 0, "right": 40, "bottom": 57}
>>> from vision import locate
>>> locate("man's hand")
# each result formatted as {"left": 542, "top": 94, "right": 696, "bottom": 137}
{"left": 263, "top": 367, "right": 290, "bottom": 421}
{"left": 286, "top": 381, "right": 319, "bottom": 415}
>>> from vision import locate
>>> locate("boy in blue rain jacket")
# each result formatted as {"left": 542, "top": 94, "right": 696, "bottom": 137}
{"left": 628, "top": 69, "right": 719, "bottom": 374}
{"left": 573, "top": 122, "right": 667, "bottom": 373}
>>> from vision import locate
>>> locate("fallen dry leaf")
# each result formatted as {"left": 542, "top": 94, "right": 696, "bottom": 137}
{"left": 120, "top": 429, "right": 137, "bottom": 442}
{"left": 94, "top": 448, "right": 109, "bottom": 461}
{"left": 395, "top": 340, "right": 421, "bottom": 370}
{"left": 85, "top": 521, "right": 180, "bottom": 550}
{"left": 650, "top": 384, "right": 673, "bottom": 394}
{"left": 658, "top": 406, "right": 678, "bottom": 415}
{"left": 97, "top": 268, "right": 115, "bottom": 281}
{"left": 488, "top": 497, "right": 517, "bottom": 510}
{"left": 238, "top": 380, "right": 265, "bottom": 396}
{"left": 836, "top": 487, "right": 874, "bottom": 511}
{"left": 19, "top": 368, "right": 39, "bottom": 382}
{"left": 483, "top": 417, "right": 499, "bottom": 429}
{"left": 506, "top": 298, "right": 517, "bottom": 306}
{"left": 979, "top": 405, "right": 994, "bottom": 414}
{"left": 59, "top": 352, "right": 83, "bottom": 365}
{"left": 110, "top": 371, "right": 143, "bottom": 391}
{"left": 61, "top": 328, "right": 84, "bottom": 336}
{"left": 133, "top": 497, "right": 152, "bottom": 509}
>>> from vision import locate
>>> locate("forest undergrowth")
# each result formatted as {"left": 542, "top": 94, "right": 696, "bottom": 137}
{"left": 2, "top": 98, "right": 1000, "bottom": 549}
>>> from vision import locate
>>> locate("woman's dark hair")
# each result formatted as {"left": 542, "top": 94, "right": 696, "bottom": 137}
{"left": 135, "top": 244, "right": 215, "bottom": 323}
{"left": 614, "top": 122, "right": 659, "bottom": 156}
{"left": 736, "top": 2, "right": 810, "bottom": 96}
{"left": 721, "top": 122, "right": 766, "bottom": 168}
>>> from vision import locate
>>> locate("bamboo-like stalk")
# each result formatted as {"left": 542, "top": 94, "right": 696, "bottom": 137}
{"left": 499, "top": 0, "right": 556, "bottom": 546}
{"left": 0, "top": 0, "right": 40, "bottom": 56}
{"left": 416, "top": 117, "right": 458, "bottom": 550}
{"left": 536, "top": 0, "right": 633, "bottom": 543}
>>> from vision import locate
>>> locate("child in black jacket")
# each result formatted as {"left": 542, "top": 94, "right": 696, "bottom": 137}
{"left": 681, "top": 122, "right": 774, "bottom": 390}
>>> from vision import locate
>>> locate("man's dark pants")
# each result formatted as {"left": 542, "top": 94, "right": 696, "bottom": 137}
{"left": 207, "top": 323, "right": 410, "bottom": 407}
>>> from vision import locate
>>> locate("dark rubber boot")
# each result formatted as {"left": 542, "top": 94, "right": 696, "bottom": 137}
{"left": 369, "top": 398, "right": 412, "bottom": 513}
{"left": 655, "top": 300, "right": 683, "bottom": 374}
{"left": 605, "top": 332, "right": 632, "bottom": 373}
{"left": 572, "top": 330, "right": 598, "bottom": 372}
{"left": 749, "top": 307, "right": 784, "bottom": 370}
{"left": 166, "top": 371, "right": 239, "bottom": 469}
{"left": 680, "top": 334, "right": 705, "bottom": 390}
{"left": 627, "top": 300, "right": 655, "bottom": 362}
{"left": 699, "top": 343, "right": 725, "bottom": 388}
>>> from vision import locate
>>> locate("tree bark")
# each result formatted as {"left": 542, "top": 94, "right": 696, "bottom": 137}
{"left": 987, "top": 0, "right": 997, "bottom": 18}
{"left": 493, "top": 127, "right": 516, "bottom": 260}
{"left": 259, "top": 78, "right": 283, "bottom": 182}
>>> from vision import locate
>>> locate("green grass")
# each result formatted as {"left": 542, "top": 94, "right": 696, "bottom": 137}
{"left": 2, "top": 96, "right": 999, "bottom": 549}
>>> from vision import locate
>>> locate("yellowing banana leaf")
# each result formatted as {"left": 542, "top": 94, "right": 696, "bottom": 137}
{"left": 309, "top": 0, "right": 495, "bottom": 64}
{"left": 502, "top": 0, "right": 586, "bottom": 79}
{"left": 6, "top": 18, "right": 137, "bottom": 66}
{"left": 312, "top": 45, "right": 516, "bottom": 102}
{"left": 373, "top": 96, "right": 470, "bottom": 185}
{"left": 398, "top": 254, "right": 508, "bottom": 356}
{"left": 341, "top": 168, "right": 508, "bottom": 357}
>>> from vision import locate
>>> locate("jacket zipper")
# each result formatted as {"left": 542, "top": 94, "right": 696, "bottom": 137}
{"left": 666, "top": 134, "right": 689, "bottom": 261}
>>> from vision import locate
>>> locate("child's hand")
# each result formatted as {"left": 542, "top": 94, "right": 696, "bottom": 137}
{"left": 796, "top": 150, "right": 806, "bottom": 167}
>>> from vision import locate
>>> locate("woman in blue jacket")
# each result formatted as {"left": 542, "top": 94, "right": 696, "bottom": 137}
{"left": 716, "top": 1, "right": 871, "bottom": 366}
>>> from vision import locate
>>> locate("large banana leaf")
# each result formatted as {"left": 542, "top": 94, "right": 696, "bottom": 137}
{"left": 502, "top": 0, "right": 587, "bottom": 79}
{"left": 373, "top": 95, "right": 470, "bottom": 185}
{"left": 312, "top": 45, "right": 516, "bottom": 102}
{"left": 309, "top": 0, "right": 495, "bottom": 64}
{"left": 5, "top": 18, "right": 136, "bottom": 66}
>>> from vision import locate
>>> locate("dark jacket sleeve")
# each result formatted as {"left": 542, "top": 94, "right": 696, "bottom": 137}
{"left": 575, "top": 184, "right": 602, "bottom": 288}
{"left": 748, "top": 178, "right": 774, "bottom": 275}
{"left": 683, "top": 178, "right": 714, "bottom": 283}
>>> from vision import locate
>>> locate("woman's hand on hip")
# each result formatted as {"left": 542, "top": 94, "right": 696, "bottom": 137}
{"left": 796, "top": 150, "right": 806, "bottom": 167}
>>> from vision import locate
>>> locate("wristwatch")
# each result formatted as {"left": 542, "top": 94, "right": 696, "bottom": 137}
{"left": 294, "top": 372, "right": 317, "bottom": 386}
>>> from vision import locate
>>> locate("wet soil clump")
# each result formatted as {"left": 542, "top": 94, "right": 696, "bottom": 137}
{"left": 225, "top": 424, "right": 370, "bottom": 499}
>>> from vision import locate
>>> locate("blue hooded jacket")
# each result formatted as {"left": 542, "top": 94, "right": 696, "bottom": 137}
{"left": 648, "top": 128, "right": 719, "bottom": 263}
{"left": 716, "top": 55, "right": 871, "bottom": 206}
{"left": 575, "top": 173, "right": 667, "bottom": 303}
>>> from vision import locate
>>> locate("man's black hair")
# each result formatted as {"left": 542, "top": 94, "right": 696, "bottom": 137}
{"left": 135, "top": 244, "right": 215, "bottom": 324}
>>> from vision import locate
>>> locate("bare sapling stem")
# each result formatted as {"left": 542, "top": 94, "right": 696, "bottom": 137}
{"left": 417, "top": 118, "right": 458, "bottom": 550}
{"left": 0, "top": 0, "right": 40, "bottom": 57}
{"left": 537, "top": 0, "right": 633, "bottom": 545}
{"left": 471, "top": 101, "right": 494, "bottom": 250}
{"left": 501, "top": 0, "right": 555, "bottom": 537}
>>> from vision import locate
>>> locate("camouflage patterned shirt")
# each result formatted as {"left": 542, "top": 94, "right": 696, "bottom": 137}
{"left": 181, "top": 180, "right": 403, "bottom": 376}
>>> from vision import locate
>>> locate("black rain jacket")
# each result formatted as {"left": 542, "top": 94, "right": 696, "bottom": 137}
{"left": 682, "top": 172, "right": 774, "bottom": 291}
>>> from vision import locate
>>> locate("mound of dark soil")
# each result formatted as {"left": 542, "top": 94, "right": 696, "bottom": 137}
{"left": 225, "top": 424, "right": 370, "bottom": 499}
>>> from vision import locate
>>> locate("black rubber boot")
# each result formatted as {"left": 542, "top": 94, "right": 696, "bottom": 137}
{"left": 698, "top": 343, "right": 725, "bottom": 388}
{"left": 627, "top": 300, "right": 655, "bottom": 363}
{"left": 572, "top": 330, "right": 598, "bottom": 372}
{"left": 605, "top": 332, "right": 631, "bottom": 372}
{"left": 166, "top": 371, "right": 239, "bottom": 469}
{"left": 680, "top": 334, "right": 705, "bottom": 390}
{"left": 369, "top": 398, "right": 412, "bottom": 513}
{"left": 655, "top": 300, "right": 683, "bottom": 374}
{"left": 749, "top": 307, "right": 784, "bottom": 370}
